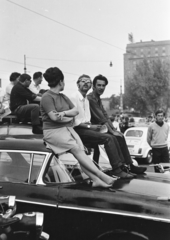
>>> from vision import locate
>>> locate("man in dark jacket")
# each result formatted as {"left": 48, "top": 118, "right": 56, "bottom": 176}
{"left": 87, "top": 74, "right": 146, "bottom": 174}
{"left": 10, "top": 73, "right": 42, "bottom": 134}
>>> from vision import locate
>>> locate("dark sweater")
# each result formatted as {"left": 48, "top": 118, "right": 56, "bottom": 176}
{"left": 10, "top": 82, "right": 37, "bottom": 112}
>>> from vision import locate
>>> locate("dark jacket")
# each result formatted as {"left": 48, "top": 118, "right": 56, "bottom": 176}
{"left": 10, "top": 82, "right": 37, "bottom": 112}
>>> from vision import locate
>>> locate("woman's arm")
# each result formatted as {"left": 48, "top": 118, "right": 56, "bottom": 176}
{"left": 61, "top": 106, "right": 78, "bottom": 117}
{"left": 48, "top": 107, "right": 78, "bottom": 122}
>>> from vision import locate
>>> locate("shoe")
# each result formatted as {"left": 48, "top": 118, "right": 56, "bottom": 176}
{"left": 32, "top": 125, "right": 43, "bottom": 134}
{"left": 130, "top": 164, "right": 147, "bottom": 174}
{"left": 112, "top": 167, "right": 134, "bottom": 179}
{"left": 120, "top": 165, "right": 137, "bottom": 177}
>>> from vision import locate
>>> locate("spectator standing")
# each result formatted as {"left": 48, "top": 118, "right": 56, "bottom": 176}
{"left": 10, "top": 73, "right": 42, "bottom": 134}
{"left": 5, "top": 72, "right": 21, "bottom": 102}
{"left": 147, "top": 109, "right": 169, "bottom": 164}
{"left": 119, "top": 116, "right": 130, "bottom": 134}
{"left": 112, "top": 115, "right": 120, "bottom": 132}
{"left": 87, "top": 74, "right": 146, "bottom": 174}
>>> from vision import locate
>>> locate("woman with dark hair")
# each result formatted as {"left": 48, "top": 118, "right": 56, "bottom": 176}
{"left": 40, "top": 67, "right": 115, "bottom": 188}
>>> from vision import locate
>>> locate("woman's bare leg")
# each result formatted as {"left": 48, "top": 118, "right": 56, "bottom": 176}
{"left": 80, "top": 165, "right": 111, "bottom": 188}
{"left": 70, "top": 147, "right": 116, "bottom": 186}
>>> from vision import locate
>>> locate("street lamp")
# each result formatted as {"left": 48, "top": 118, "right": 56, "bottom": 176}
{"left": 24, "top": 55, "right": 27, "bottom": 74}
{"left": 109, "top": 61, "right": 123, "bottom": 114}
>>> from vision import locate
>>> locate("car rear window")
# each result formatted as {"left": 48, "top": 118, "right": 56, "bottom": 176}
{"left": 125, "top": 130, "right": 143, "bottom": 137}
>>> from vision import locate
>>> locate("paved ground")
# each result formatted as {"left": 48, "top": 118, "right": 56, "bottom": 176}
{"left": 59, "top": 147, "right": 170, "bottom": 174}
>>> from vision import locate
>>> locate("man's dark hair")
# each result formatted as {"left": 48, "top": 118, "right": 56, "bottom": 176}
{"left": 9, "top": 72, "right": 21, "bottom": 82}
{"left": 93, "top": 74, "right": 108, "bottom": 87}
{"left": 19, "top": 74, "right": 31, "bottom": 83}
{"left": 155, "top": 109, "right": 165, "bottom": 116}
{"left": 33, "top": 72, "right": 42, "bottom": 80}
{"left": 77, "top": 74, "right": 91, "bottom": 84}
{"left": 43, "top": 67, "right": 64, "bottom": 88}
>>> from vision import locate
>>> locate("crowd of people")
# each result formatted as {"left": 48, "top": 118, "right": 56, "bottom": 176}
{"left": 6, "top": 67, "right": 170, "bottom": 188}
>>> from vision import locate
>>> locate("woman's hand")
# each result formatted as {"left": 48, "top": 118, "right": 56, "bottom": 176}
{"left": 53, "top": 111, "right": 65, "bottom": 120}
{"left": 48, "top": 110, "right": 73, "bottom": 123}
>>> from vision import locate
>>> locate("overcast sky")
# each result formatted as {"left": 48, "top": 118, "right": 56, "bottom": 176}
{"left": 0, "top": 0, "right": 170, "bottom": 97}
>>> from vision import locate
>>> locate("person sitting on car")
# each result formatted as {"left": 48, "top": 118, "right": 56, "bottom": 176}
{"left": 10, "top": 73, "right": 42, "bottom": 134}
{"left": 40, "top": 67, "right": 116, "bottom": 188}
{"left": 87, "top": 74, "right": 147, "bottom": 175}
{"left": 5, "top": 72, "right": 21, "bottom": 102}
{"left": 69, "top": 74, "right": 133, "bottom": 179}
{"left": 29, "top": 71, "right": 47, "bottom": 97}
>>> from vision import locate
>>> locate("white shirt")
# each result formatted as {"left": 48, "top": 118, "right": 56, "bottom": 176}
{"left": 28, "top": 82, "right": 41, "bottom": 94}
{"left": 5, "top": 82, "right": 14, "bottom": 101}
{"left": 70, "top": 91, "right": 91, "bottom": 126}
{"left": 112, "top": 121, "right": 120, "bottom": 132}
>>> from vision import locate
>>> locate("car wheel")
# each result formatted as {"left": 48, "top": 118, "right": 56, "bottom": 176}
{"left": 144, "top": 150, "right": 152, "bottom": 164}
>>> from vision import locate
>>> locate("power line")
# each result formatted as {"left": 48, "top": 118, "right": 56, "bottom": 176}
{"left": 0, "top": 57, "right": 79, "bottom": 76}
{"left": 27, "top": 57, "right": 111, "bottom": 63}
{"left": 7, "top": 0, "right": 125, "bottom": 51}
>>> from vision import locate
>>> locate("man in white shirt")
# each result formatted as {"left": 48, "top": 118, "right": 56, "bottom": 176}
{"left": 29, "top": 72, "right": 43, "bottom": 96}
{"left": 70, "top": 74, "right": 134, "bottom": 179}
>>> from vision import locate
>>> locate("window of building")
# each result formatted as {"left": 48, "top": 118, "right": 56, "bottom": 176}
{"left": 140, "top": 49, "right": 143, "bottom": 57}
{"left": 155, "top": 47, "right": 158, "bottom": 56}
{"left": 162, "top": 47, "right": 166, "bottom": 56}
{"left": 148, "top": 49, "right": 151, "bottom": 57}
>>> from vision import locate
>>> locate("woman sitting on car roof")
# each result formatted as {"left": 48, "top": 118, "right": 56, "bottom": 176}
{"left": 40, "top": 67, "right": 116, "bottom": 188}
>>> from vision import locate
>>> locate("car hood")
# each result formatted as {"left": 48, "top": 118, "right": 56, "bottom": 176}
{"left": 59, "top": 172, "right": 170, "bottom": 223}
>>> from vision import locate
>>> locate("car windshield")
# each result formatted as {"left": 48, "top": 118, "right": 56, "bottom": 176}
{"left": 44, "top": 156, "right": 74, "bottom": 183}
{"left": 125, "top": 130, "right": 143, "bottom": 137}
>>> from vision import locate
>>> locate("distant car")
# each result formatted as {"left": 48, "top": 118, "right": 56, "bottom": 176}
{"left": 124, "top": 126, "right": 153, "bottom": 164}
{"left": 0, "top": 134, "right": 170, "bottom": 239}
{"left": 129, "top": 117, "right": 147, "bottom": 127}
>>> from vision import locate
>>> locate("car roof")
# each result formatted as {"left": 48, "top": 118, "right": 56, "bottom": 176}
{"left": 0, "top": 137, "right": 50, "bottom": 152}
{"left": 126, "top": 126, "right": 148, "bottom": 131}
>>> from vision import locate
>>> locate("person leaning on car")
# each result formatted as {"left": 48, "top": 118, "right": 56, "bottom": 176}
{"left": 10, "top": 73, "right": 42, "bottom": 134}
{"left": 147, "top": 109, "right": 170, "bottom": 164}
{"left": 87, "top": 74, "right": 147, "bottom": 175}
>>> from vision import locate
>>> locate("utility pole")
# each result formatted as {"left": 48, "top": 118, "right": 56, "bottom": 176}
{"left": 109, "top": 61, "right": 123, "bottom": 114}
{"left": 24, "top": 55, "right": 27, "bottom": 73}
{"left": 120, "top": 81, "right": 123, "bottom": 114}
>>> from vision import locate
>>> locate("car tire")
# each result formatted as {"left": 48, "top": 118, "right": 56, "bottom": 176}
{"left": 144, "top": 150, "right": 152, "bottom": 164}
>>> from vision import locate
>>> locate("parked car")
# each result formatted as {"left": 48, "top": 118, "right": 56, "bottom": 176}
{"left": 129, "top": 117, "right": 147, "bottom": 127}
{"left": 0, "top": 135, "right": 170, "bottom": 240}
{"left": 124, "top": 127, "right": 153, "bottom": 164}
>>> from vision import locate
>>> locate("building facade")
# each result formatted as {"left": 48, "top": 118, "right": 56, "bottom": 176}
{"left": 124, "top": 40, "right": 170, "bottom": 85}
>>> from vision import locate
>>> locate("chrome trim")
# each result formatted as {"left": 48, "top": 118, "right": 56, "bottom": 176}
{"left": 28, "top": 153, "right": 34, "bottom": 184}
{"left": 16, "top": 199, "right": 57, "bottom": 208}
{"left": 15, "top": 198, "right": 170, "bottom": 224}
{"left": 58, "top": 205, "right": 170, "bottom": 223}
{"left": 8, "top": 196, "right": 16, "bottom": 207}
{"left": 0, "top": 150, "right": 49, "bottom": 154}
{"left": 40, "top": 231, "right": 50, "bottom": 240}
{"left": 36, "top": 212, "right": 44, "bottom": 227}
